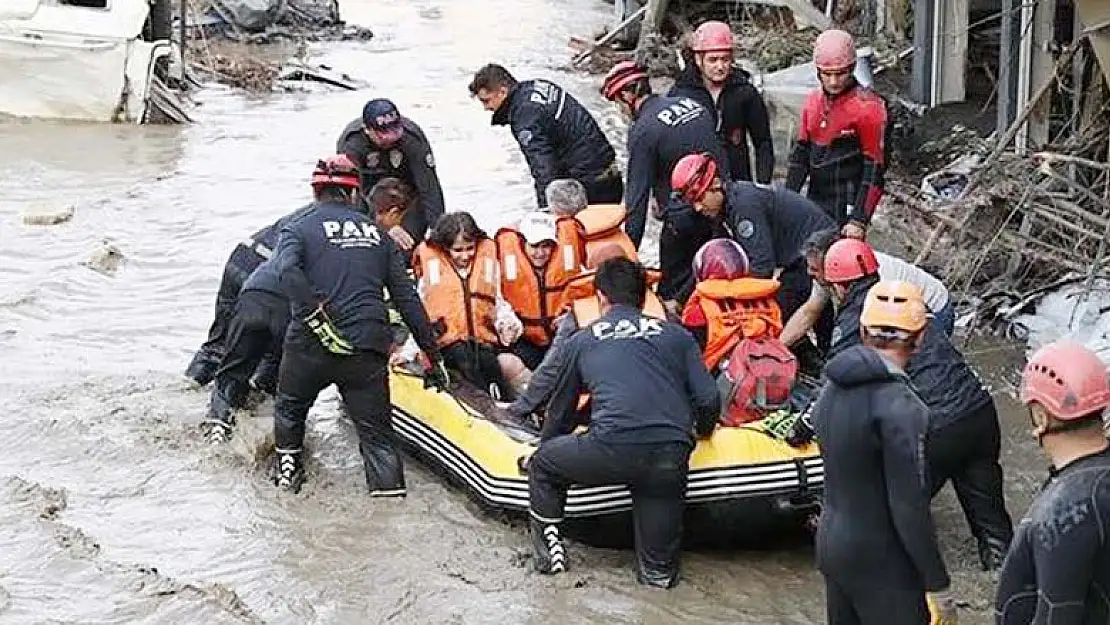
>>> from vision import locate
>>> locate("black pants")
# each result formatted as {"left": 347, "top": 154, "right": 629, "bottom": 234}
{"left": 206, "top": 290, "right": 290, "bottom": 424}
{"left": 659, "top": 210, "right": 718, "bottom": 305}
{"left": 824, "top": 576, "right": 929, "bottom": 625}
{"left": 275, "top": 328, "right": 404, "bottom": 495}
{"left": 185, "top": 245, "right": 259, "bottom": 382}
{"left": 582, "top": 168, "right": 625, "bottom": 205}
{"left": 506, "top": 338, "right": 548, "bottom": 371}
{"left": 927, "top": 400, "right": 1014, "bottom": 567}
{"left": 529, "top": 435, "right": 692, "bottom": 577}
{"left": 443, "top": 340, "right": 513, "bottom": 399}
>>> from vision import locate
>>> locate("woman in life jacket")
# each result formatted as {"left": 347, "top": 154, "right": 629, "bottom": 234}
{"left": 495, "top": 211, "right": 581, "bottom": 396}
{"left": 402, "top": 212, "right": 523, "bottom": 399}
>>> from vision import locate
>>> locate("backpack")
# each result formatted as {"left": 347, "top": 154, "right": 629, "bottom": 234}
{"left": 718, "top": 337, "right": 799, "bottom": 426}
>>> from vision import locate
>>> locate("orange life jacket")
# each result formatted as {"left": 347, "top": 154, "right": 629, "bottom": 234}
{"left": 496, "top": 227, "right": 579, "bottom": 347}
{"left": 412, "top": 239, "right": 500, "bottom": 349}
{"left": 684, "top": 278, "right": 783, "bottom": 371}
{"left": 558, "top": 204, "right": 639, "bottom": 266}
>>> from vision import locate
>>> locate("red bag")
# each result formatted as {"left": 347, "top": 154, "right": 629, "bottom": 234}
{"left": 720, "top": 337, "right": 798, "bottom": 426}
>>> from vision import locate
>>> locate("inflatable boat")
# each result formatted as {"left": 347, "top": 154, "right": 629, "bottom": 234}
{"left": 388, "top": 365, "right": 824, "bottom": 523}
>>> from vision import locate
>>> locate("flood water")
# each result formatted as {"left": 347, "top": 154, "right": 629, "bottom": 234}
{"left": 0, "top": 1, "right": 1052, "bottom": 623}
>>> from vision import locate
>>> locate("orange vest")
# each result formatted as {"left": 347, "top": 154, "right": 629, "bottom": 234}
{"left": 558, "top": 204, "right": 639, "bottom": 266}
{"left": 496, "top": 227, "right": 579, "bottom": 347}
{"left": 686, "top": 278, "right": 783, "bottom": 371}
{"left": 412, "top": 239, "right": 500, "bottom": 349}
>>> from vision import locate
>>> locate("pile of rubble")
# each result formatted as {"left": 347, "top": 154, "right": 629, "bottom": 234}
{"left": 880, "top": 71, "right": 1110, "bottom": 335}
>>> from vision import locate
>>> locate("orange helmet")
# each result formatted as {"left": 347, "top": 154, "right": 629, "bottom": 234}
{"left": 1021, "top": 341, "right": 1110, "bottom": 421}
{"left": 860, "top": 280, "right": 928, "bottom": 334}
{"left": 311, "top": 154, "right": 360, "bottom": 190}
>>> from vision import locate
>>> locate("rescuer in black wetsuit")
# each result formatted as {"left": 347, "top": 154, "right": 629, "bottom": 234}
{"left": 811, "top": 280, "right": 956, "bottom": 625}
{"left": 995, "top": 340, "right": 1110, "bottom": 625}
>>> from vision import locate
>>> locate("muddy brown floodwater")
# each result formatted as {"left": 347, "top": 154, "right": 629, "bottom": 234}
{"left": 0, "top": 1, "right": 1050, "bottom": 623}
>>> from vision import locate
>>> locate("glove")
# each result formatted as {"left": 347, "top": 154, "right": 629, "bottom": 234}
{"left": 305, "top": 304, "right": 354, "bottom": 356}
{"left": 424, "top": 355, "right": 451, "bottom": 392}
{"left": 927, "top": 590, "right": 958, "bottom": 625}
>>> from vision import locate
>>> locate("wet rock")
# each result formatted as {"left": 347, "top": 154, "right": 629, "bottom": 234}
{"left": 53, "top": 524, "right": 102, "bottom": 559}
{"left": 20, "top": 204, "right": 75, "bottom": 226}
{"left": 82, "top": 240, "right": 126, "bottom": 276}
{"left": 3, "top": 475, "right": 68, "bottom": 519}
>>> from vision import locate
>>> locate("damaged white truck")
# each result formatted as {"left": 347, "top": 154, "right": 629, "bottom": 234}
{"left": 0, "top": 0, "right": 189, "bottom": 124}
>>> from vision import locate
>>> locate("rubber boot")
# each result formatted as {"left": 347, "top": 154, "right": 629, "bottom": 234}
{"left": 978, "top": 537, "right": 1009, "bottom": 572}
{"left": 202, "top": 377, "right": 249, "bottom": 444}
{"left": 637, "top": 566, "right": 679, "bottom": 589}
{"left": 529, "top": 516, "right": 567, "bottom": 574}
{"left": 272, "top": 448, "right": 305, "bottom": 493}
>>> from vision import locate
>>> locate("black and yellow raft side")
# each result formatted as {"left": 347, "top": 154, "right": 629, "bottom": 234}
{"left": 388, "top": 367, "right": 824, "bottom": 519}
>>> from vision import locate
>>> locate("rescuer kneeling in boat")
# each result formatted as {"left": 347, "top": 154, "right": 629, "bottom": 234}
{"left": 268, "top": 155, "right": 447, "bottom": 494}
{"left": 202, "top": 178, "right": 413, "bottom": 445}
{"left": 495, "top": 211, "right": 578, "bottom": 396}
{"left": 811, "top": 280, "right": 955, "bottom": 625}
{"left": 995, "top": 340, "right": 1110, "bottom": 624}
{"left": 504, "top": 243, "right": 666, "bottom": 425}
{"left": 823, "top": 238, "right": 1014, "bottom": 570}
{"left": 409, "top": 211, "right": 523, "bottom": 399}
{"left": 526, "top": 257, "right": 720, "bottom": 587}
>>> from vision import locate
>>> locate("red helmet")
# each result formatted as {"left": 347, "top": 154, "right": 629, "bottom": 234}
{"left": 692, "top": 21, "right": 734, "bottom": 53}
{"left": 1021, "top": 341, "right": 1110, "bottom": 421}
{"left": 693, "top": 238, "right": 750, "bottom": 281}
{"left": 311, "top": 154, "right": 360, "bottom": 190}
{"left": 670, "top": 152, "right": 719, "bottom": 202}
{"left": 823, "top": 238, "right": 879, "bottom": 284}
{"left": 601, "top": 61, "right": 648, "bottom": 101}
{"left": 813, "top": 29, "right": 856, "bottom": 71}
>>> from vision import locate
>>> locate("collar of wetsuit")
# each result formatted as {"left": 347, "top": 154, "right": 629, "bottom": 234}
{"left": 491, "top": 83, "right": 521, "bottom": 126}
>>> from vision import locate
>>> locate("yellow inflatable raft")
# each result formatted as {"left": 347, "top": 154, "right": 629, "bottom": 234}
{"left": 388, "top": 366, "right": 824, "bottom": 519}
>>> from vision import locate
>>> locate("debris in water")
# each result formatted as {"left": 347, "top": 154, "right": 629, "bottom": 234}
{"left": 82, "top": 240, "right": 126, "bottom": 276}
{"left": 20, "top": 204, "right": 75, "bottom": 226}
{"left": 3, "top": 476, "right": 69, "bottom": 520}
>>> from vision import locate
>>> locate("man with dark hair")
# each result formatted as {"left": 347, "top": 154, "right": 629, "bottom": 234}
{"left": 337, "top": 98, "right": 445, "bottom": 252}
{"left": 268, "top": 156, "right": 449, "bottom": 495}
{"left": 201, "top": 178, "right": 413, "bottom": 445}
{"left": 526, "top": 257, "right": 720, "bottom": 588}
{"left": 468, "top": 63, "right": 622, "bottom": 207}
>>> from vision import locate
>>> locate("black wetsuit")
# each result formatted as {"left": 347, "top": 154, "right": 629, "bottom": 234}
{"left": 995, "top": 445, "right": 1110, "bottom": 625}
{"left": 812, "top": 344, "right": 951, "bottom": 625}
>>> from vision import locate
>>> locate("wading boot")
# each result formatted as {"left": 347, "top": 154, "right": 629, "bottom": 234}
{"left": 272, "top": 448, "right": 305, "bottom": 493}
{"left": 201, "top": 418, "right": 233, "bottom": 445}
{"left": 637, "top": 566, "right": 679, "bottom": 589}
{"left": 529, "top": 516, "right": 566, "bottom": 574}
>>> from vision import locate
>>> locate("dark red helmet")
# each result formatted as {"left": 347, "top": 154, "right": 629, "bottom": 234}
{"left": 693, "top": 238, "right": 750, "bottom": 281}
{"left": 601, "top": 61, "right": 648, "bottom": 101}
{"left": 670, "top": 152, "right": 719, "bottom": 202}
{"left": 311, "top": 154, "right": 360, "bottom": 190}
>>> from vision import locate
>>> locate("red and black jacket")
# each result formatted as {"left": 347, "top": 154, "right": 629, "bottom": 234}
{"left": 785, "top": 83, "right": 888, "bottom": 227}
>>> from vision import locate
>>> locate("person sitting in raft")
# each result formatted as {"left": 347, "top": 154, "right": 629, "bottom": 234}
{"left": 545, "top": 178, "right": 639, "bottom": 262}
{"left": 680, "top": 238, "right": 784, "bottom": 373}
{"left": 495, "top": 211, "right": 579, "bottom": 396}
{"left": 399, "top": 211, "right": 523, "bottom": 398}
{"left": 504, "top": 243, "right": 667, "bottom": 425}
